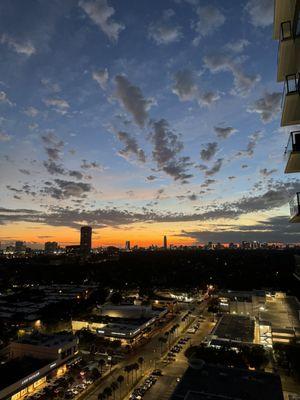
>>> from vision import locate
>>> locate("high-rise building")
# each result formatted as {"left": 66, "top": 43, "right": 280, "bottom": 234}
{"left": 274, "top": 0, "right": 300, "bottom": 222}
{"left": 163, "top": 235, "right": 167, "bottom": 249}
{"left": 125, "top": 240, "right": 131, "bottom": 250}
{"left": 80, "top": 226, "right": 92, "bottom": 253}
{"left": 15, "top": 241, "right": 26, "bottom": 254}
{"left": 44, "top": 241, "right": 59, "bottom": 254}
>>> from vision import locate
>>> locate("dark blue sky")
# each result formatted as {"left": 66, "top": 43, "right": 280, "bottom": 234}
{"left": 0, "top": 0, "right": 299, "bottom": 246}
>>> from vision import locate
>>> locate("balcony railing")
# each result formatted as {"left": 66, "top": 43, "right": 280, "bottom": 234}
{"left": 281, "top": 73, "right": 300, "bottom": 108}
{"left": 284, "top": 131, "right": 300, "bottom": 173}
{"left": 290, "top": 192, "right": 300, "bottom": 222}
{"left": 285, "top": 131, "right": 300, "bottom": 155}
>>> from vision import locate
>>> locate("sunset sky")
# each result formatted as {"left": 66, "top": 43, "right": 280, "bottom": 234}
{"left": 1, "top": 0, "right": 300, "bottom": 248}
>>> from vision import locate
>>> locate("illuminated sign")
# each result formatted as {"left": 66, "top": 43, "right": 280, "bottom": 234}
{"left": 111, "top": 332, "right": 126, "bottom": 336}
{"left": 50, "top": 363, "right": 57, "bottom": 369}
{"left": 21, "top": 372, "right": 40, "bottom": 385}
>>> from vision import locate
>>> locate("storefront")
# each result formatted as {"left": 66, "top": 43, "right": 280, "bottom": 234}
{"left": 0, "top": 359, "right": 69, "bottom": 400}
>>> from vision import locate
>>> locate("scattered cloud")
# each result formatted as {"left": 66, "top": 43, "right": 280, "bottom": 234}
{"left": 79, "top": 0, "right": 125, "bottom": 42}
{"left": 93, "top": 68, "right": 109, "bottom": 90}
{"left": 201, "top": 179, "right": 216, "bottom": 188}
{"left": 42, "top": 179, "right": 92, "bottom": 200}
{"left": 0, "top": 34, "right": 36, "bottom": 56}
{"left": 0, "top": 91, "right": 14, "bottom": 106}
{"left": 205, "top": 158, "right": 223, "bottom": 176}
{"left": 204, "top": 53, "right": 260, "bottom": 97}
{"left": 200, "top": 142, "right": 218, "bottom": 161}
{"left": 214, "top": 126, "right": 237, "bottom": 139}
{"left": 180, "top": 215, "right": 300, "bottom": 243}
{"left": 2, "top": 180, "right": 298, "bottom": 229}
{"left": 115, "top": 75, "right": 153, "bottom": 128}
{"left": 226, "top": 39, "right": 249, "bottom": 53}
{"left": 236, "top": 131, "right": 262, "bottom": 158}
{"left": 192, "top": 5, "right": 225, "bottom": 45}
{"left": 188, "top": 193, "right": 198, "bottom": 201}
{"left": 43, "top": 160, "right": 65, "bottom": 175}
{"left": 81, "top": 160, "right": 102, "bottom": 170}
{"left": 247, "top": 91, "right": 281, "bottom": 123}
{"left": 24, "top": 106, "right": 39, "bottom": 117}
{"left": 117, "top": 131, "right": 146, "bottom": 163}
{"left": 69, "top": 170, "right": 84, "bottom": 180}
{"left": 260, "top": 168, "right": 278, "bottom": 177}
{"left": 148, "top": 12, "right": 182, "bottom": 45}
{"left": 19, "top": 169, "right": 31, "bottom": 175}
{"left": 172, "top": 69, "right": 220, "bottom": 107}
{"left": 41, "top": 132, "right": 64, "bottom": 161}
{"left": 43, "top": 98, "right": 70, "bottom": 114}
{"left": 245, "top": 0, "right": 273, "bottom": 28}
{"left": 150, "top": 119, "right": 193, "bottom": 182}
{"left": 41, "top": 79, "right": 61, "bottom": 93}
{"left": 146, "top": 175, "right": 157, "bottom": 181}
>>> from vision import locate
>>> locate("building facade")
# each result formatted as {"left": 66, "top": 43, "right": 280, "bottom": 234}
{"left": 80, "top": 226, "right": 92, "bottom": 253}
{"left": 274, "top": 0, "right": 300, "bottom": 222}
{"left": 0, "top": 333, "right": 79, "bottom": 400}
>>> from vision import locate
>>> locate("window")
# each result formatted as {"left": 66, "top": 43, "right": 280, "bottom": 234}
{"left": 281, "top": 21, "right": 292, "bottom": 40}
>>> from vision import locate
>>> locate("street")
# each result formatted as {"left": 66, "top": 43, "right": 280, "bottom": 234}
{"left": 81, "top": 301, "right": 212, "bottom": 400}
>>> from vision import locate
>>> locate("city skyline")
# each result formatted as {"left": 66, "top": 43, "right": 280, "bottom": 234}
{"left": 1, "top": 0, "right": 300, "bottom": 247}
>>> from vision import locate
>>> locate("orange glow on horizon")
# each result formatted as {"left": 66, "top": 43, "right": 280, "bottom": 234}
{"left": 0, "top": 221, "right": 197, "bottom": 248}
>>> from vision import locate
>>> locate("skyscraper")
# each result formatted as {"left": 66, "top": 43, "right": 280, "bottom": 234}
{"left": 15, "top": 241, "right": 26, "bottom": 254}
{"left": 45, "top": 241, "right": 58, "bottom": 254}
{"left": 125, "top": 240, "right": 131, "bottom": 250}
{"left": 163, "top": 235, "right": 167, "bottom": 249}
{"left": 80, "top": 226, "right": 92, "bottom": 253}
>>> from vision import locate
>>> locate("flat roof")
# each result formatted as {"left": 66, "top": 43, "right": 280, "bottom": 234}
{"left": 260, "top": 296, "right": 300, "bottom": 330}
{"left": 17, "top": 332, "right": 76, "bottom": 347}
{"left": 170, "top": 364, "right": 284, "bottom": 400}
{"left": 212, "top": 314, "right": 254, "bottom": 343}
{"left": 0, "top": 357, "right": 51, "bottom": 390}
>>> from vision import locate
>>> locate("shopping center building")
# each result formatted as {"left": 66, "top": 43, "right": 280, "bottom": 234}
{"left": 72, "top": 305, "right": 168, "bottom": 346}
{"left": 0, "top": 332, "right": 79, "bottom": 400}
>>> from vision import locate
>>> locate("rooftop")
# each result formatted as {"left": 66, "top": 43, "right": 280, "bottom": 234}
{"left": 170, "top": 364, "right": 284, "bottom": 400}
{"left": 212, "top": 314, "right": 255, "bottom": 343}
{"left": 260, "top": 296, "right": 300, "bottom": 330}
{"left": 0, "top": 357, "right": 51, "bottom": 390}
{"left": 17, "top": 332, "right": 76, "bottom": 347}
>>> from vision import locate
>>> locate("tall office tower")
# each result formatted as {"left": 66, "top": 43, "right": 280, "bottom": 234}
{"left": 163, "top": 235, "right": 167, "bottom": 249}
{"left": 45, "top": 241, "right": 59, "bottom": 254}
{"left": 125, "top": 240, "right": 131, "bottom": 250}
{"left": 80, "top": 226, "right": 92, "bottom": 253}
{"left": 15, "top": 241, "right": 25, "bottom": 254}
{"left": 274, "top": 0, "right": 300, "bottom": 222}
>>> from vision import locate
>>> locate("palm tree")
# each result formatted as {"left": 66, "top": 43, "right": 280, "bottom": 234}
{"left": 110, "top": 381, "right": 118, "bottom": 400}
{"left": 158, "top": 336, "right": 167, "bottom": 356}
{"left": 117, "top": 375, "right": 124, "bottom": 399}
{"left": 129, "top": 364, "right": 135, "bottom": 385}
{"left": 103, "top": 387, "right": 112, "bottom": 400}
{"left": 124, "top": 365, "right": 131, "bottom": 385}
{"left": 98, "top": 392, "right": 106, "bottom": 400}
{"left": 98, "top": 358, "right": 106, "bottom": 374}
{"left": 132, "top": 363, "right": 139, "bottom": 382}
{"left": 165, "top": 331, "right": 171, "bottom": 349}
{"left": 138, "top": 356, "right": 144, "bottom": 375}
